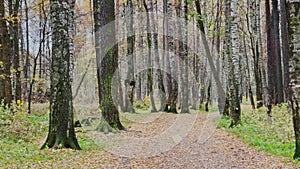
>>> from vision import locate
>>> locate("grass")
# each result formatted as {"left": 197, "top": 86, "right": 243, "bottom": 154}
{"left": 0, "top": 103, "right": 101, "bottom": 168}
{"left": 218, "top": 104, "right": 297, "bottom": 160}
{"left": 2, "top": 100, "right": 299, "bottom": 167}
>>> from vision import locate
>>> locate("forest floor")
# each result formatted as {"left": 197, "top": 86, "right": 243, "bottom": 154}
{"left": 15, "top": 108, "right": 297, "bottom": 169}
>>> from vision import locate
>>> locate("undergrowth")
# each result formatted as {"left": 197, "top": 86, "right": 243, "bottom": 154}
{"left": 0, "top": 103, "right": 100, "bottom": 168}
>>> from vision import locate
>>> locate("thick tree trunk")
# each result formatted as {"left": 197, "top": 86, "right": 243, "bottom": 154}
{"left": 42, "top": 0, "right": 80, "bottom": 150}
{"left": 94, "top": 0, "right": 125, "bottom": 132}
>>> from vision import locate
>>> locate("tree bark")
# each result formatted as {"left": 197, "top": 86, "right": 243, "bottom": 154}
{"left": 229, "top": 0, "right": 241, "bottom": 126}
{"left": 280, "top": 0, "right": 290, "bottom": 102}
{"left": 94, "top": 0, "right": 125, "bottom": 132}
{"left": 124, "top": 0, "right": 136, "bottom": 113}
{"left": 93, "top": 0, "right": 104, "bottom": 106}
{"left": 248, "top": 0, "right": 263, "bottom": 108}
{"left": 9, "top": 0, "right": 21, "bottom": 103}
{"left": 163, "top": 0, "right": 173, "bottom": 112}
{"left": 272, "top": 0, "right": 284, "bottom": 104}
{"left": 144, "top": 0, "right": 157, "bottom": 112}
{"left": 195, "top": 0, "right": 226, "bottom": 114}
{"left": 24, "top": 0, "right": 30, "bottom": 100}
{"left": 288, "top": 0, "right": 300, "bottom": 159}
{"left": 0, "top": 0, "right": 12, "bottom": 105}
{"left": 180, "top": 0, "right": 189, "bottom": 114}
{"left": 42, "top": 0, "right": 80, "bottom": 150}
{"left": 266, "top": 0, "right": 275, "bottom": 115}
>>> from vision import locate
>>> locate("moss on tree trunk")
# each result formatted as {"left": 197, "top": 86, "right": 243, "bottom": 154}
{"left": 94, "top": 0, "right": 125, "bottom": 133}
{"left": 42, "top": 0, "right": 80, "bottom": 150}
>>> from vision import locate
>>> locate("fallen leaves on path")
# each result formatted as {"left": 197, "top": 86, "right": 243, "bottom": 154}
{"left": 20, "top": 113, "right": 298, "bottom": 168}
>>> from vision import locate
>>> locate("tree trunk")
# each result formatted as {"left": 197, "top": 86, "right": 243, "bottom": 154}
{"left": 144, "top": 0, "right": 157, "bottom": 112}
{"left": 205, "top": 79, "right": 212, "bottom": 112}
{"left": 163, "top": 0, "right": 173, "bottom": 112}
{"left": 266, "top": 0, "right": 275, "bottom": 115}
{"left": 180, "top": 0, "right": 189, "bottom": 114}
{"left": 0, "top": 0, "right": 12, "bottom": 105}
{"left": 9, "top": 0, "right": 21, "bottom": 103}
{"left": 93, "top": 0, "right": 104, "bottom": 106}
{"left": 24, "top": 0, "right": 30, "bottom": 100}
{"left": 242, "top": 28, "right": 255, "bottom": 110}
{"left": 280, "top": 0, "right": 290, "bottom": 102}
{"left": 229, "top": 0, "right": 241, "bottom": 127}
{"left": 272, "top": 0, "right": 284, "bottom": 104}
{"left": 42, "top": 0, "right": 80, "bottom": 150}
{"left": 135, "top": 0, "right": 143, "bottom": 103}
{"left": 124, "top": 0, "right": 135, "bottom": 113}
{"left": 195, "top": 0, "right": 226, "bottom": 114}
{"left": 148, "top": 0, "right": 166, "bottom": 112}
{"left": 168, "top": 0, "right": 180, "bottom": 114}
{"left": 288, "top": 0, "right": 300, "bottom": 159}
{"left": 94, "top": 0, "right": 125, "bottom": 132}
{"left": 247, "top": 0, "right": 263, "bottom": 108}
{"left": 223, "top": 0, "right": 231, "bottom": 116}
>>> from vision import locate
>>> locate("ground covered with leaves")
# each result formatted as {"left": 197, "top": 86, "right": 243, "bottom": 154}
{"left": 1, "top": 103, "right": 299, "bottom": 168}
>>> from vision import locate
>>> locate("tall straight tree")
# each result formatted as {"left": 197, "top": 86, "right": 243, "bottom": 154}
{"left": 94, "top": 0, "right": 103, "bottom": 106}
{"left": 163, "top": 0, "right": 175, "bottom": 112}
{"left": 272, "top": 0, "right": 284, "bottom": 104}
{"left": 167, "top": 0, "right": 180, "bottom": 113}
{"left": 266, "top": 0, "right": 276, "bottom": 115}
{"left": 229, "top": 0, "right": 241, "bottom": 126}
{"left": 124, "top": 0, "right": 135, "bottom": 113}
{"left": 288, "top": 0, "right": 300, "bottom": 159}
{"left": 94, "top": 0, "right": 125, "bottom": 132}
{"left": 0, "top": 0, "right": 12, "bottom": 105}
{"left": 146, "top": 0, "right": 166, "bottom": 112}
{"left": 144, "top": 0, "right": 157, "bottom": 112}
{"left": 280, "top": 0, "right": 290, "bottom": 101}
{"left": 42, "top": 0, "right": 80, "bottom": 150}
{"left": 180, "top": 0, "right": 189, "bottom": 113}
{"left": 24, "top": 0, "right": 30, "bottom": 100}
{"left": 194, "top": 0, "right": 226, "bottom": 115}
{"left": 248, "top": 0, "right": 263, "bottom": 108}
{"left": 8, "top": 0, "right": 21, "bottom": 103}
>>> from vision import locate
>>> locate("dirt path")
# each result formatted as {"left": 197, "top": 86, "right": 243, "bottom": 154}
{"left": 28, "top": 112, "right": 296, "bottom": 168}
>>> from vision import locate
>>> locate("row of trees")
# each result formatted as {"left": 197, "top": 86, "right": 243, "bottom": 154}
{"left": 0, "top": 0, "right": 299, "bottom": 158}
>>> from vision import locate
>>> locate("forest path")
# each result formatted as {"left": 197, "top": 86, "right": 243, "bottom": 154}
{"left": 35, "top": 111, "right": 295, "bottom": 168}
